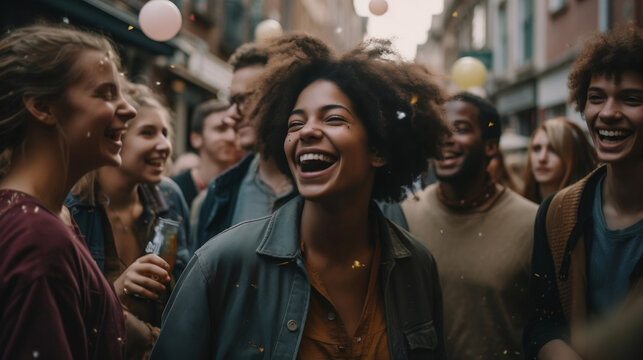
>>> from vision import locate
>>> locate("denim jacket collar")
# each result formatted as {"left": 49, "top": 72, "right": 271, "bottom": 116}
{"left": 255, "top": 196, "right": 413, "bottom": 261}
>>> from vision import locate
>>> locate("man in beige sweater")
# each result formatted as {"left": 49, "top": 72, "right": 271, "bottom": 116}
{"left": 403, "top": 92, "right": 538, "bottom": 359}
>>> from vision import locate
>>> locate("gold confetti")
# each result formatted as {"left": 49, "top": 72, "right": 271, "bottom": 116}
{"left": 410, "top": 94, "right": 418, "bottom": 105}
{"left": 250, "top": 283, "right": 257, "bottom": 289}
{"left": 248, "top": 343, "right": 264, "bottom": 352}
{"left": 351, "top": 260, "right": 366, "bottom": 269}
{"left": 169, "top": 64, "right": 176, "bottom": 69}
{"left": 452, "top": 11, "right": 458, "bottom": 17}
{"left": 127, "top": 25, "right": 134, "bottom": 31}
{"left": 235, "top": 284, "right": 239, "bottom": 288}
{"left": 278, "top": 261, "right": 290, "bottom": 266}
{"left": 488, "top": 122, "right": 494, "bottom": 127}
{"left": 533, "top": 273, "right": 541, "bottom": 277}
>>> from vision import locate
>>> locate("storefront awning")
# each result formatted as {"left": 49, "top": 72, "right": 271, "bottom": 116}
{"left": 40, "top": 0, "right": 177, "bottom": 56}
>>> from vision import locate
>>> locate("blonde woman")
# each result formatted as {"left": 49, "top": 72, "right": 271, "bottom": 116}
{"left": 522, "top": 117, "right": 597, "bottom": 203}
{"left": 66, "top": 82, "right": 190, "bottom": 359}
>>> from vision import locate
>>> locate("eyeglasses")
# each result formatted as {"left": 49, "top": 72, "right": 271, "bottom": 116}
{"left": 229, "top": 92, "right": 253, "bottom": 113}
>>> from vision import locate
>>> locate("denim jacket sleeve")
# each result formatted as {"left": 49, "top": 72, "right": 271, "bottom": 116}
{"left": 523, "top": 195, "right": 568, "bottom": 359}
{"left": 150, "top": 255, "right": 212, "bottom": 359}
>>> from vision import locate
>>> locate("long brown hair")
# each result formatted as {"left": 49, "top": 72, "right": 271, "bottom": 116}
{"left": 522, "top": 117, "right": 598, "bottom": 202}
{"left": 0, "top": 24, "right": 120, "bottom": 180}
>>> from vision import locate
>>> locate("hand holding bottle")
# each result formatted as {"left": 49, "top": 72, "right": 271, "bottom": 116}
{"left": 114, "top": 253, "right": 170, "bottom": 303}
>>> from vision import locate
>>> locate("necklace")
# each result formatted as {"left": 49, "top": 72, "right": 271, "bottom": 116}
{"left": 436, "top": 181, "right": 497, "bottom": 210}
{"left": 106, "top": 204, "right": 138, "bottom": 234}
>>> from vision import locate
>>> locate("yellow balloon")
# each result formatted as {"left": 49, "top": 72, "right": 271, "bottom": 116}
{"left": 451, "top": 57, "right": 487, "bottom": 89}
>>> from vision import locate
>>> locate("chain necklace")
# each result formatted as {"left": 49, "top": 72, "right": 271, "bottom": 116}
{"left": 106, "top": 204, "right": 138, "bottom": 234}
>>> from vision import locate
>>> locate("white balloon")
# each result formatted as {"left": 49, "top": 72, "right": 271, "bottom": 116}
{"left": 255, "top": 19, "right": 283, "bottom": 43}
{"left": 139, "top": 0, "right": 182, "bottom": 42}
{"left": 369, "top": 0, "right": 389, "bottom": 16}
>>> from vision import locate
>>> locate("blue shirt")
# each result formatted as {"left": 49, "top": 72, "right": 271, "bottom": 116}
{"left": 589, "top": 175, "right": 643, "bottom": 314}
{"left": 230, "top": 155, "right": 295, "bottom": 226}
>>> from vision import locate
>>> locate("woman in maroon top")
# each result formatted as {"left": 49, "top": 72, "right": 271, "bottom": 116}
{"left": 0, "top": 25, "right": 136, "bottom": 359}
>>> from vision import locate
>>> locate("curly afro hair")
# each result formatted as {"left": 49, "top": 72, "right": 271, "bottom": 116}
{"left": 249, "top": 34, "right": 448, "bottom": 202}
{"left": 568, "top": 26, "right": 643, "bottom": 112}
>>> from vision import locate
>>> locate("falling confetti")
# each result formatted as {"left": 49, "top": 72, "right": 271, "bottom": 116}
{"left": 155, "top": 81, "right": 161, "bottom": 86}
{"left": 533, "top": 273, "right": 541, "bottom": 277}
{"left": 62, "top": 17, "right": 69, "bottom": 24}
{"left": 33, "top": 206, "right": 39, "bottom": 214}
{"left": 351, "top": 260, "right": 366, "bottom": 269}
{"left": 86, "top": 131, "right": 91, "bottom": 138}
{"left": 248, "top": 343, "right": 264, "bottom": 352}
{"left": 335, "top": 27, "right": 343, "bottom": 34}
{"left": 488, "top": 122, "right": 494, "bottom": 127}
{"left": 190, "top": 13, "right": 196, "bottom": 21}
{"left": 169, "top": 64, "right": 176, "bottom": 69}
{"left": 452, "top": 11, "right": 458, "bottom": 17}
{"left": 410, "top": 94, "right": 418, "bottom": 105}
{"left": 128, "top": 25, "right": 134, "bottom": 31}
{"left": 396, "top": 111, "right": 407, "bottom": 120}
{"left": 250, "top": 283, "right": 257, "bottom": 289}
{"left": 32, "top": 350, "right": 39, "bottom": 358}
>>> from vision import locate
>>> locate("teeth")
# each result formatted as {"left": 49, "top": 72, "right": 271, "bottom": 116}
{"left": 147, "top": 159, "right": 164, "bottom": 166}
{"left": 299, "top": 153, "right": 334, "bottom": 164}
{"left": 105, "top": 128, "right": 124, "bottom": 141}
{"left": 598, "top": 129, "right": 628, "bottom": 137}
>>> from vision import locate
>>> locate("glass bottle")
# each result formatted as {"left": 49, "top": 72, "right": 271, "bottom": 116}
{"left": 145, "top": 217, "right": 179, "bottom": 272}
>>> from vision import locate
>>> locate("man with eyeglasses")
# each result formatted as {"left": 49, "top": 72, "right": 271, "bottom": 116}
{"left": 192, "top": 42, "right": 296, "bottom": 253}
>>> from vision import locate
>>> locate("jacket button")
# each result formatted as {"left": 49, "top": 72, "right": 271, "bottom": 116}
{"left": 286, "top": 320, "right": 298, "bottom": 331}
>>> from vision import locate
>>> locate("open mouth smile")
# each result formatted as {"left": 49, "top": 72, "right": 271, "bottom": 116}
{"left": 297, "top": 152, "right": 337, "bottom": 173}
{"left": 596, "top": 128, "right": 633, "bottom": 143}
{"left": 145, "top": 158, "right": 166, "bottom": 167}
{"left": 104, "top": 127, "right": 126, "bottom": 142}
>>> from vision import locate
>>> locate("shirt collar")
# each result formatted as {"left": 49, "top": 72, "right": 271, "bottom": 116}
{"left": 255, "top": 196, "right": 412, "bottom": 261}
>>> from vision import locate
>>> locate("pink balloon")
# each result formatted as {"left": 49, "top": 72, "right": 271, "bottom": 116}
{"left": 369, "top": 0, "right": 389, "bottom": 16}
{"left": 139, "top": 0, "right": 182, "bottom": 42}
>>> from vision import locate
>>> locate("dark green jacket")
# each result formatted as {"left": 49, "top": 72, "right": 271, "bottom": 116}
{"left": 152, "top": 196, "right": 444, "bottom": 359}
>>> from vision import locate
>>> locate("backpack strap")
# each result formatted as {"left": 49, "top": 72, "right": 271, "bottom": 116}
{"left": 544, "top": 166, "right": 601, "bottom": 321}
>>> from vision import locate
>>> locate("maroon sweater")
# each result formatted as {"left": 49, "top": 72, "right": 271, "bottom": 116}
{"left": 0, "top": 190, "right": 126, "bottom": 359}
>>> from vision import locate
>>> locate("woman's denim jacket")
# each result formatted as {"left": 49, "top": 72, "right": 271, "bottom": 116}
{"left": 151, "top": 196, "right": 444, "bottom": 359}
{"left": 65, "top": 178, "right": 191, "bottom": 280}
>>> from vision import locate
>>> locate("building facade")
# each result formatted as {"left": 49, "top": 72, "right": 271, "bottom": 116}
{"left": 419, "top": 0, "right": 641, "bottom": 137}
